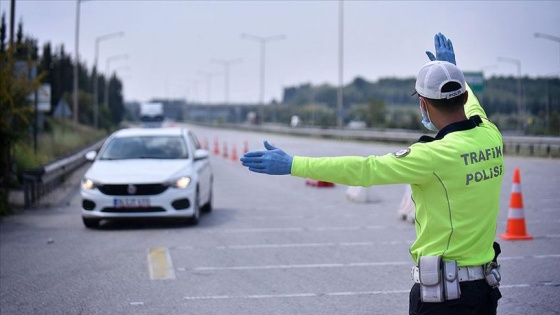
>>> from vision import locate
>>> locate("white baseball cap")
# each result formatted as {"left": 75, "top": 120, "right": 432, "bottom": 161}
{"left": 413, "top": 61, "right": 466, "bottom": 99}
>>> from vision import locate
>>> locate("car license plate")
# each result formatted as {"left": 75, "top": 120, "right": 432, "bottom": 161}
{"left": 113, "top": 198, "right": 151, "bottom": 208}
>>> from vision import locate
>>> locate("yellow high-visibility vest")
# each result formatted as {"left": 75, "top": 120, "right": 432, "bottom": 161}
{"left": 291, "top": 84, "right": 504, "bottom": 266}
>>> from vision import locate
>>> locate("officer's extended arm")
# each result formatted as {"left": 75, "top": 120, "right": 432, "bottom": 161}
{"left": 241, "top": 141, "right": 432, "bottom": 186}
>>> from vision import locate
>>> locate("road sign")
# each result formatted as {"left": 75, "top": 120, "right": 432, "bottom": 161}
{"left": 37, "top": 84, "right": 51, "bottom": 112}
{"left": 463, "top": 71, "right": 484, "bottom": 94}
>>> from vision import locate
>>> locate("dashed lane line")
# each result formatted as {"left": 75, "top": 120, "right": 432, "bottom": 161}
{"left": 176, "top": 254, "right": 560, "bottom": 272}
{"left": 187, "top": 223, "right": 560, "bottom": 235}
{"left": 173, "top": 236, "right": 559, "bottom": 251}
{"left": 182, "top": 284, "right": 537, "bottom": 301}
{"left": 181, "top": 261, "right": 411, "bottom": 272}
{"left": 175, "top": 240, "right": 415, "bottom": 250}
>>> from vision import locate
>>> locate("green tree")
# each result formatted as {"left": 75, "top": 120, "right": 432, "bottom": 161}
{"left": 347, "top": 99, "right": 386, "bottom": 128}
{"left": 0, "top": 13, "right": 6, "bottom": 53}
{"left": 0, "top": 34, "right": 41, "bottom": 215}
{"left": 107, "top": 74, "right": 124, "bottom": 124}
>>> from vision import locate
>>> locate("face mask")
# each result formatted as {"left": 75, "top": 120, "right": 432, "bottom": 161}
{"left": 420, "top": 105, "right": 438, "bottom": 132}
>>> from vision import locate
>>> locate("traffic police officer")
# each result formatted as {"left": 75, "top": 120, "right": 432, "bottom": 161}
{"left": 240, "top": 33, "right": 504, "bottom": 315}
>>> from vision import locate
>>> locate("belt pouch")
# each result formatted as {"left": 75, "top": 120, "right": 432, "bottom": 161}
{"left": 485, "top": 263, "right": 501, "bottom": 288}
{"left": 419, "top": 256, "right": 444, "bottom": 303}
{"left": 443, "top": 260, "right": 461, "bottom": 300}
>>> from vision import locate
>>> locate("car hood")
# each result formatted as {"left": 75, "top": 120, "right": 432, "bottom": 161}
{"left": 85, "top": 159, "right": 194, "bottom": 184}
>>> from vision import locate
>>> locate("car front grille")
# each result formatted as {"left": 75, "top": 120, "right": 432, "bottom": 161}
{"left": 101, "top": 207, "right": 166, "bottom": 213}
{"left": 98, "top": 184, "right": 168, "bottom": 196}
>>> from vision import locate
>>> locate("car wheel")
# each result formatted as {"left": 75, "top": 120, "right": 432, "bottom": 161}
{"left": 202, "top": 189, "right": 213, "bottom": 213}
{"left": 82, "top": 217, "right": 100, "bottom": 228}
{"left": 187, "top": 189, "right": 200, "bottom": 225}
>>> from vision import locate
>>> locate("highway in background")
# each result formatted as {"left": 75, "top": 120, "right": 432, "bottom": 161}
{"left": 1, "top": 123, "right": 559, "bottom": 315}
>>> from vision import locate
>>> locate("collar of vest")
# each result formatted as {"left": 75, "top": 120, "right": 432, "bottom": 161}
{"left": 417, "top": 115, "right": 483, "bottom": 143}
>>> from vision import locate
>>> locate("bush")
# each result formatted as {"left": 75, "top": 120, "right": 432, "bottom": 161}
{"left": 12, "top": 141, "right": 49, "bottom": 187}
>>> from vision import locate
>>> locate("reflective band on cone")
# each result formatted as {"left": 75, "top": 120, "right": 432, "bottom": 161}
{"left": 500, "top": 167, "right": 532, "bottom": 240}
{"left": 507, "top": 208, "right": 526, "bottom": 219}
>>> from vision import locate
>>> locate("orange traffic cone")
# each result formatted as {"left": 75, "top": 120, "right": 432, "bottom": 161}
{"left": 213, "top": 138, "right": 220, "bottom": 155}
{"left": 222, "top": 142, "right": 228, "bottom": 158}
{"left": 243, "top": 140, "right": 249, "bottom": 154}
{"left": 500, "top": 167, "right": 532, "bottom": 240}
{"left": 231, "top": 144, "right": 238, "bottom": 161}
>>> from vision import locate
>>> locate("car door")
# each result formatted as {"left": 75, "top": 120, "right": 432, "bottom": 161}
{"left": 187, "top": 131, "right": 212, "bottom": 204}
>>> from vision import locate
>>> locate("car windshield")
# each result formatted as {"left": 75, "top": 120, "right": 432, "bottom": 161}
{"left": 99, "top": 136, "right": 188, "bottom": 160}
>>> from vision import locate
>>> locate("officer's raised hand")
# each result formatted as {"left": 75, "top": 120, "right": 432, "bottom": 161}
{"left": 426, "top": 32, "right": 456, "bottom": 65}
{"left": 240, "top": 141, "right": 293, "bottom": 175}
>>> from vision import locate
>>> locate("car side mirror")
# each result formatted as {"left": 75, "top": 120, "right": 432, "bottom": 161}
{"left": 85, "top": 151, "right": 97, "bottom": 161}
{"left": 194, "top": 149, "right": 209, "bottom": 161}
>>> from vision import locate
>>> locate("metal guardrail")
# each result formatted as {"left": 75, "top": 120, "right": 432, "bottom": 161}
{"left": 192, "top": 121, "right": 560, "bottom": 158}
{"left": 21, "top": 139, "right": 105, "bottom": 208}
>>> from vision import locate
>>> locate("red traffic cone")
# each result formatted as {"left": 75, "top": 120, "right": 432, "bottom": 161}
{"left": 213, "top": 138, "right": 220, "bottom": 155}
{"left": 243, "top": 140, "right": 249, "bottom": 154}
{"left": 305, "top": 179, "right": 335, "bottom": 187}
{"left": 500, "top": 167, "right": 532, "bottom": 240}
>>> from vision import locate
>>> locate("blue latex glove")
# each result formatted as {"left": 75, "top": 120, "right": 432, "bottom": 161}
{"left": 425, "top": 33, "right": 457, "bottom": 65}
{"left": 240, "top": 140, "right": 293, "bottom": 175}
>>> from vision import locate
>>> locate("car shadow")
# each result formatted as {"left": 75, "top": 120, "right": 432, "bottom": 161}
{"left": 90, "top": 207, "right": 238, "bottom": 231}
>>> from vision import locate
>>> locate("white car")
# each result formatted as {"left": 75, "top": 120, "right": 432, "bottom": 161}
{"left": 80, "top": 127, "right": 213, "bottom": 228}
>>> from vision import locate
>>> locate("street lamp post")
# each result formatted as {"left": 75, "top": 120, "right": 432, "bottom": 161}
{"left": 93, "top": 32, "right": 124, "bottom": 128}
{"left": 104, "top": 54, "right": 128, "bottom": 113}
{"left": 534, "top": 33, "right": 560, "bottom": 135}
{"left": 73, "top": 0, "right": 91, "bottom": 124}
{"left": 498, "top": 57, "right": 523, "bottom": 131}
{"left": 73, "top": 0, "right": 82, "bottom": 124}
{"left": 191, "top": 80, "right": 200, "bottom": 104}
{"left": 198, "top": 71, "right": 221, "bottom": 122}
{"left": 185, "top": 79, "right": 200, "bottom": 104}
{"left": 212, "top": 58, "right": 242, "bottom": 104}
{"left": 337, "top": 0, "right": 344, "bottom": 128}
{"left": 198, "top": 70, "right": 221, "bottom": 104}
{"left": 241, "top": 33, "right": 285, "bottom": 123}
{"left": 535, "top": 32, "right": 560, "bottom": 73}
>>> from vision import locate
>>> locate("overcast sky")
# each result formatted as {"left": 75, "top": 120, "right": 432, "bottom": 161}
{"left": 1, "top": 0, "right": 559, "bottom": 104}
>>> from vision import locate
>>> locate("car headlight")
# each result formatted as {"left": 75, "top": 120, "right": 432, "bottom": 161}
{"left": 82, "top": 178, "right": 99, "bottom": 190}
{"left": 168, "top": 176, "right": 191, "bottom": 189}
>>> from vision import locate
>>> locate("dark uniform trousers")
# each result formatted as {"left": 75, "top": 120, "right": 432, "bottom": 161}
{"left": 409, "top": 280, "right": 502, "bottom": 315}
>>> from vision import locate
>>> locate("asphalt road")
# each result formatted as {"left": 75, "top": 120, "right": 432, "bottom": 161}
{"left": 1, "top": 124, "right": 559, "bottom": 315}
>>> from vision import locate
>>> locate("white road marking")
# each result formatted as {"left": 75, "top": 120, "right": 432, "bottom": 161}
{"left": 178, "top": 254, "right": 560, "bottom": 272}
{"left": 183, "top": 290, "right": 410, "bottom": 300}
{"left": 207, "top": 225, "right": 392, "bottom": 234}
{"left": 500, "top": 254, "right": 560, "bottom": 261}
{"left": 174, "top": 237, "right": 560, "bottom": 251}
{"left": 187, "top": 221, "right": 559, "bottom": 235}
{"left": 175, "top": 240, "right": 414, "bottom": 251}
{"left": 182, "top": 284, "right": 534, "bottom": 300}
{"left": 185, "top": 261, "right": 411, "bottom": 272}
